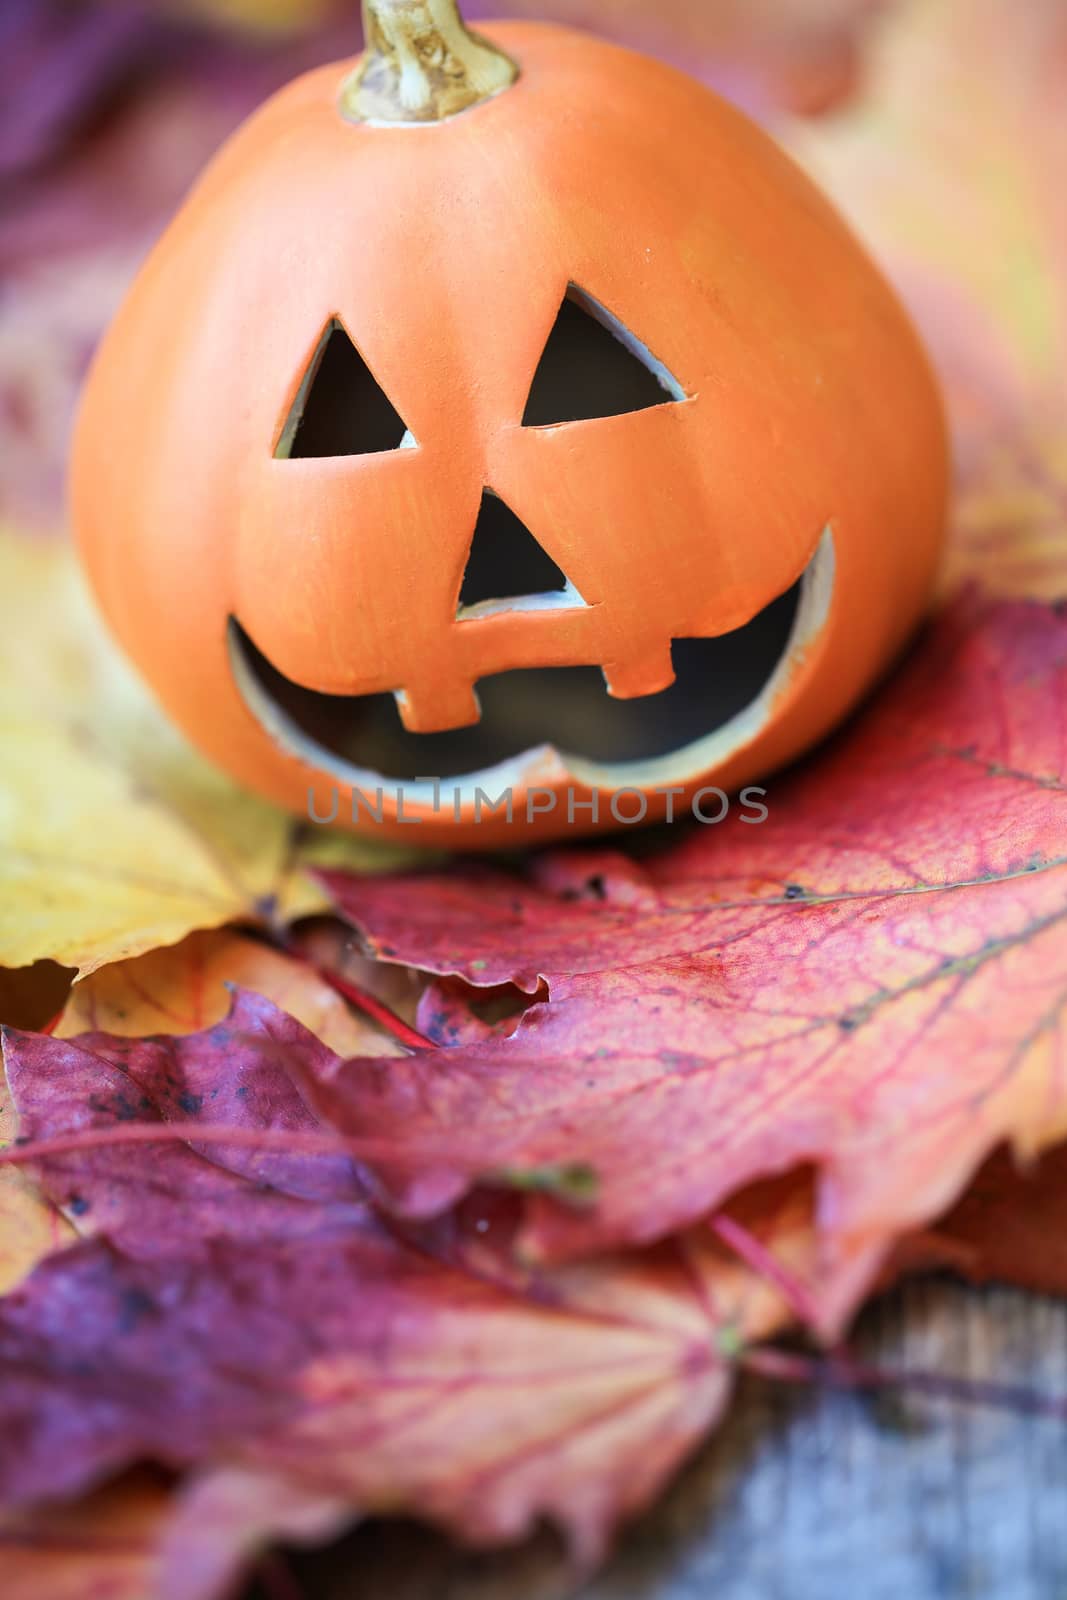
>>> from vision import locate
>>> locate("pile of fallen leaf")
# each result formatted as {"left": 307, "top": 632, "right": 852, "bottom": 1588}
{"left": 2, "top": 0, "right": 1067, "bottom": 1595}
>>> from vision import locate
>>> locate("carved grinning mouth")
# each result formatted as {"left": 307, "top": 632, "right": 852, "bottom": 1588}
{"left": 228, "top": 528, "right": 835, "bottom": 799}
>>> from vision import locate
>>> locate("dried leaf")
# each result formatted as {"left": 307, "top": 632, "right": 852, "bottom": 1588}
{"left": 6, "top": 990, "right": 368, "bottom": 1243}
{"left": 0, "top": 1473, "right": 171, "bottom": 1600}
{"left": 290, "top": 917, "right": 427, "bottom": 1033}
{"left": 787, "top": 0, "right": 1067, "bottom": 596}
{"left": 0, "top": 533, "right": 420, "bottom": 977}
{"left": 56, "top": 927, "right": 400, "bottom": 1058}
{"left": 0, "top": 1003, "right": 816, "bottom": 1577}
{"left": 0, "top": 1465, "right": 343, "bottom": 1600}
{"left": 0, "top": 1078, "right": 72, "bottom": 1294}
{"left": 172, "top": 0, "right": 340, "bottom": 34}
{"left": 316, "top": 594, "right": 1067, "bottom": 1305}
{"left": 157, "top": 1470, "right": 350, "bottom": 1600}
{"left": 928, "top": 1142, "right": 1067, "bottom": 1299}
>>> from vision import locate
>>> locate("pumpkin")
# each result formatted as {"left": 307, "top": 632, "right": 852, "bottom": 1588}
{"left": 71, "top": 0, "right": 948, "bottom": 846}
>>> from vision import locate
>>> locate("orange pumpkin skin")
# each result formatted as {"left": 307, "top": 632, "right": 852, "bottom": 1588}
{"left": 71, "top": 20, "right": 948, "bottom": 848}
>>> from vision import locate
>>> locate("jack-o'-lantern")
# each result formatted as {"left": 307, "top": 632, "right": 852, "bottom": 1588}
{"left": 72, "top": 0, "right": 948, "bottom": 846}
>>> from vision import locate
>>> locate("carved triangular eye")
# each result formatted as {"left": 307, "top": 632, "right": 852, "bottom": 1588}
{"left": 522, "top": 286, "right": 685, "bottom": 428}
{"left": 276, "top": 319, "right": 414, "bottom": 460}
{"left": 458, "top": 491, "right": 585, "bottom": 619}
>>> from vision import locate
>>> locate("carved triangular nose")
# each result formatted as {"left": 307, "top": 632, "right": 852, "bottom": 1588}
{"left": 457, "top": 490, "right": 585, "bottom": 619}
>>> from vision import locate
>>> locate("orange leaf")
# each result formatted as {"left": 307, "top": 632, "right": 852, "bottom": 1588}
{"left": 0, "top": 1474, "right": 170, "bottom": 1600}
{"left": 925, "top": 1142, "right": 1067, "bottom": 1298}
{"left": 56, "top": 928, "right": 400, "bottom": 1058}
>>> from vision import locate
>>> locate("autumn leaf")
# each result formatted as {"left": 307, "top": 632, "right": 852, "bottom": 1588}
{"left": 174, "top": 0, "right": 341, "bottom": 33}
{"left": 0, "top": 1473, "right": 173, "bottom": 1600}
{"left": 56, "top": 926, "right": 401, "bottom": 1058}
{"left": 925, "top": 1142, "right": 1067, "bottom": 1300}
{"left": 290, "top": 916, "right": 428, "bottom": 1034}
{"left": 0, "top": 533, "right": 420, "bottom": 978}
{"left": 156, "top": 1471, "right": 351, "bottom": 1600}
{"left": 0, "top": 1077, "right": 72, "bottom": 1295}
{"left": 7, "top": 990, "right": 370, "bottom": 1240}
{"left": 0, "top": 1466, "right": 349, "bottom": 1600}
{"left": 312, "top": 593, "right": 1067, "bottom": 1315}
{"left": 0, "top": 999, "right": 817, "bottom": 1579}
{"left": 0, "top": 1228, "right": 737, "bottom": 1572}
{"left": 786, "top": 0, "right": 1067, "bottom": 598}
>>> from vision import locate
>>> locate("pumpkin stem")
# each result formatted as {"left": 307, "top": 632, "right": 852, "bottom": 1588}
{"left": 343, "top": 0, "right": 519, "bottom": 125}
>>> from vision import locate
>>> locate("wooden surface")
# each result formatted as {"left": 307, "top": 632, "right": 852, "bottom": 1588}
{"left": 269, "top": 1276, "right": 1067, "bottom": 1600}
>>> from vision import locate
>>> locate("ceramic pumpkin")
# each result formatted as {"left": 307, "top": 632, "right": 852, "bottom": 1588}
{"left": 72, "top": 0, "right": 948, "bottom": 847}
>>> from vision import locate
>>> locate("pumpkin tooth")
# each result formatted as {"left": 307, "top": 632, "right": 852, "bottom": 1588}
{"left": 395, "top": 682, "right": 481, "bottom": 736}
{"left": 603, "top": 648, "right": 678, "bottom": 702}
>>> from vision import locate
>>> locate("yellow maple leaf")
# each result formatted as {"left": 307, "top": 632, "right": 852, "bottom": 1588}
{"left": 56, "top": 927, "right": 401, "bottom": 1058}
{"left": 0, "top": 1082, "right": 73, "bottom": 1295}
{"left": 0, "top": 533, "right": 419, "bottom": 978}
{"left": 787, "top": 0, "right": 1067, "bottom": 600}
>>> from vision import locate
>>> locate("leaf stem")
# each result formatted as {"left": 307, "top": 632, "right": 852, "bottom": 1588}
{"left": 310, "top": 961, "right": 436, "bottom": 1052}
{"left": 744, "top": 1345, "right": 1067, "bottom": 1422}
{"left": 0, "top": 1122, "right": 388, "bottom": 1168}
{"left": 266, "top": 926, "right": 436, "bottom": 1052}
{"left": 710, "top": 1212, "right": 823, "bottom": 1330}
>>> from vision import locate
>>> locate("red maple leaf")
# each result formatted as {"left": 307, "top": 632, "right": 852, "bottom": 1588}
{"left": 313, "top": 594, "right": 1067, "bottom": 1311}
